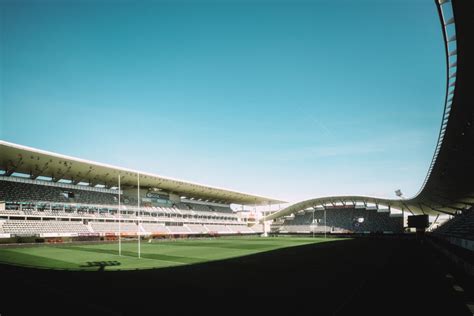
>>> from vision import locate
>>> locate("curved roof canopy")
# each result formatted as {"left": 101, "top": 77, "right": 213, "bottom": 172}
{"left": 266, "top": 0, "right": 474, "bottom": 220}
{"left": 0, "top": 141, "right": 285, "bottom": 206}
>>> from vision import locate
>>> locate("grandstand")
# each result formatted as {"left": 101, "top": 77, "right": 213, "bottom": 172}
{"left": 0, "top": 141, "right": 281, "bottom": 241}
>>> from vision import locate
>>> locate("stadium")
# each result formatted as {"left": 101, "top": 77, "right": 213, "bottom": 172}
{"left": 1, "top": 0, "right": 473, "bottom": 315}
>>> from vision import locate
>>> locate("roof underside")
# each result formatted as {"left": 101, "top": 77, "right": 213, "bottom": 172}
{"left": 0, "top": 141, "right": 285, "bottom": 205}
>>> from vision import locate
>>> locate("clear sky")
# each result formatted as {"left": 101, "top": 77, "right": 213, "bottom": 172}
{"left": 1, "top": 0, "right": 445, "bottom": 205}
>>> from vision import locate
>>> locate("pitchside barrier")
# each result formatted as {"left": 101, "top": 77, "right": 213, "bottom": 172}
{"left": 40, "top": 233, "right": 79, "bottom": 238}
{"left": 45, "top": 238, "right": 64, "bottom": 244}
{"left": 151, "top": 233, "right": 168, "bottom": 239}
{"left": 78, "top": 233, "right": 100, "bottom": 237}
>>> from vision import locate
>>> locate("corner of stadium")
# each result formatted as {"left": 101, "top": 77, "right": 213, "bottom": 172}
{"left": 0, "top": 0, "right": 473, "bottom": 315}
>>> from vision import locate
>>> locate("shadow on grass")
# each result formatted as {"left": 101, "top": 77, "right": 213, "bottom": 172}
{"left": 79, "top": 261, "right": 121, "bottom": 271}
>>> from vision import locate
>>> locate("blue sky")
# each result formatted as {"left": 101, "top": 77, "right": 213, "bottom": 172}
{"left": 1, "top": 0, "right": 445, "bottom": 204}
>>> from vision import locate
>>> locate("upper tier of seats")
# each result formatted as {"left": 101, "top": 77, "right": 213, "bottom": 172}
{"left": 1, "top": 180, "right": 119, "bottom": 205}
{"left": 0, "top": 179, "right": 235, "bottom": 220}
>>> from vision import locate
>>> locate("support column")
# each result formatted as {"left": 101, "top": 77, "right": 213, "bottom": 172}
{"left": 402, "top": 207, "right": 405, "bottom": 231}
{"left": 262, "top": 219, "right": 268, "bottom": 237}
{"left": 137, "top": 173, "right": 141, "bottom": 259}
{"left": 324, "top": 208, "right": 327, "bottom": 238}
{"left": 118, "top": 174, "right": 121, "bottom": 256}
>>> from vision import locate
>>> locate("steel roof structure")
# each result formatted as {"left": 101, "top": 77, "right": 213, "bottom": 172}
{"left": 0, "top": 141, "right": 285, "bottom": 206}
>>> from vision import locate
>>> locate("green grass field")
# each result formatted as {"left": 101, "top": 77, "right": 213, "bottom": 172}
{"left": 0, "top": 237, "right": 342, "bottom": 271}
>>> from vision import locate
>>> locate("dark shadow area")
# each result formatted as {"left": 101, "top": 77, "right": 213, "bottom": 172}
{"left": 79, "top": 261, "right": 121, "bottom": 271}
{"left": 0, "top": 236, "right": 472, "bottom": 316}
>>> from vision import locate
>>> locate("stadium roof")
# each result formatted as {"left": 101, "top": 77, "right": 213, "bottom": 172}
{"left": 265, "top": 0, "right": 474, "bottom": 219}
{"left": 0, "top": 140, "right": 285, "bottom": 205}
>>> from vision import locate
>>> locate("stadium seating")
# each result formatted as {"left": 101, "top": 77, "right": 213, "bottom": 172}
{"left": 89, "top": 222, "right": 139, "bottom": 234}
{"left": 167, "top": 225, "right": 191, "bottom": 234}
{"left": 0, "top": 180, "right": 119, "bottom": 205}
{"left": 186, "top": 224, "right": 209, "bottom": 234}
{"left": 140, "top": 223, "right": 170, "bottom": 234}
{"left": 227, "top": 225, "right": 255, "bottom": 234}
{"left": 205, "top": 225, "right": 233, "bottom": 234}
{"left": 433, "top": 209, "right": 474, "bottom": 241}
{"left": 0, "top": 180, "right": 237, "bottom": 222}
{"left": 277, "top": 208, "right": 403, "bottom": 234}
{"left": 1, "top": 220, "right": 91, "bottom": 235}
{"left": 0, "top": 179, "right": 261, "bottom": 238}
